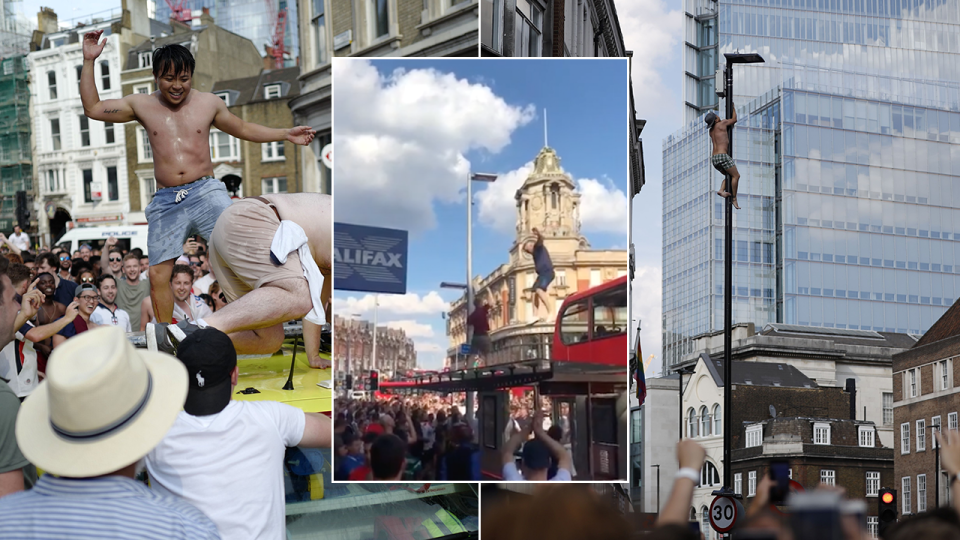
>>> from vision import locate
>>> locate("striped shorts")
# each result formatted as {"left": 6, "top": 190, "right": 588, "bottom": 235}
{"left": 711, "top": 153, "right": 735, "bottom": 173}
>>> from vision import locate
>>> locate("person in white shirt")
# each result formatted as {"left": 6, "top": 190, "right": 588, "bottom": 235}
{"left": 501, "top": 408, "right": 572, "bottom": 481}
{"left": 141, "top": 265, "right": 212, "bottom": 329}
{"left": 192, "top": 253, "right": 215, "bottom": 295}
{"left": 8, "top": 225, "right": 29, "bottom": 252}
{"left": 146, "top": 327, "right": 331, "bottom": 540}
{"left": 90, "top": 275, "right": 132, "bottom": 332}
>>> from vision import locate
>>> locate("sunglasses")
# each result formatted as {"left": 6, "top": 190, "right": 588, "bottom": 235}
{"left": 109, "top": 257, "right": 122, "bottom": 262}
{"left": 81, "top": 277, "right": 94, "bottom": 283}
{"left": 59, "top": 256, "right": 70, "bottom": 261}
{"left": 189, "top": 262, "right": 201, "bottom": 266}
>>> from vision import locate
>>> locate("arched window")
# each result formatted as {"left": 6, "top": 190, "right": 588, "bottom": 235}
{"left": 700, "top": 405, "right": 711, "bottom": 436}
{"left": 700, "top": 505, "right": 710, "bottom": 537}
{"left": 713, "top": 404, "right": 722, "bottom": 435}
{"left": 690, "top": 507, "right": 697, "bottom": 521}
{"left": 701, "top": 461, "right": 720, "bottom": 487}
{"left": 688, "top": 408, "right": 698, "bottom": 437}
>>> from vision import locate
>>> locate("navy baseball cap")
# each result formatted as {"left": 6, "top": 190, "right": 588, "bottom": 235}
{"left": 521, "top": 439, "right": 551, "bottom": 471}
{"left": 176, "top": 327, "right": 237, "bottom": 416}
{"left": 704, "top": 112, "right": 718, "bottom": 127}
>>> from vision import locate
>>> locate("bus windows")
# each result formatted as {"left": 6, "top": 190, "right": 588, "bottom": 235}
{"left": 592, "top": 286, "right": 627, "bottom": 339}
{"left": 559, "top": 299, "right": 590, "bottom": 345}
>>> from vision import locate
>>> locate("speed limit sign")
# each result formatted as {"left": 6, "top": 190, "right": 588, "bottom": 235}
{"left": 709, "top": 495, "right": 741, "bottom": 533}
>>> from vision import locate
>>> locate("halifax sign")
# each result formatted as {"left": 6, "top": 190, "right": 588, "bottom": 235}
{"left": 333, "top": 223, "right": 408, "bottom": 294}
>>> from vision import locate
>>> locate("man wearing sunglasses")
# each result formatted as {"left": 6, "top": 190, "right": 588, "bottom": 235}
{"left": 57, "top": 253, "right": 73, "bottom": 283}
{"left": 98, "top": 240, "right": 125, "bottom": 279}
{"left": 52, "top": 284, "right": 101, "bottom": 347}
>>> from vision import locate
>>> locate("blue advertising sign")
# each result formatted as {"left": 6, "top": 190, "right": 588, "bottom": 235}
{"left": 459, "top": 343, "right": 471, "bottom": 355}
{"left": 334, "top": 223, "right": 408, "bottom": 294}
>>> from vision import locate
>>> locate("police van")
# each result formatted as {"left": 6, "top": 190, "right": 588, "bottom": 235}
{"left": 55, "top": 225, "right": 149, "bottom": 256}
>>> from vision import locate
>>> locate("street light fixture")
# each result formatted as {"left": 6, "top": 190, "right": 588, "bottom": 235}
{"left": 465, "top": 171, "right": 497, "bottom": 425}
{"left": 440, "top": 282, "right": 468, "bottom": 290}
{"left": 719, "top": 52, "right": 764, "bottom": 500}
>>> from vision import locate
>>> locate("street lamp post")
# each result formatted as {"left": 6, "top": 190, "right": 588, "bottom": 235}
{"left": 652, "top": 464, "right": 661, "bottom": 514}
{"left": 466, "top": 172, "right": 497, "bottom": 423}
{"left": 717, "top": 52, "right": 764, "bottom": 497}
{"left": 372, "top": 294, "right": 379, "bottom": 375}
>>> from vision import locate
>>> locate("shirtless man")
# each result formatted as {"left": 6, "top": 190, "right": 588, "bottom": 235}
{"left": 80, "top": 33, "right": 316, "bottom": 326}
{"left": 705, "top": 105, "right": 741, "bottom": 209}
{"left": 148, "top": 194, "right": 331, "bottom": 368}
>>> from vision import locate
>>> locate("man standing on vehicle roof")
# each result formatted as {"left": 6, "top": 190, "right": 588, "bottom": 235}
{"left": 80, "top": 33, "right": 315, "bottom": 329}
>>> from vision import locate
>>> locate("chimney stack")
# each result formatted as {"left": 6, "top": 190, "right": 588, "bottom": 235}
{"left": 38, "top": 7, "right": 58, "bottom": 35}
{"left": 845, "top": 378, "right": 856, "bottom": 420}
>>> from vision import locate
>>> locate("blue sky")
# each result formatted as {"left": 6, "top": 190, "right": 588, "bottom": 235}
{"left": 333, "top": 59, "right": 630, "bottom": 370}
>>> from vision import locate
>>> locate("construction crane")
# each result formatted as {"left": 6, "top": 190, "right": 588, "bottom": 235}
{"left": 164, "top": 0, "right": 193, "bottom": 23}
{"left": 264, "top": 0, "right": 287, "bottom": 68}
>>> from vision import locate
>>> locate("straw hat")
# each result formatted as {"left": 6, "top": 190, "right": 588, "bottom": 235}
{"left": 16, "top": 326, "right": 187, "bottom": 477}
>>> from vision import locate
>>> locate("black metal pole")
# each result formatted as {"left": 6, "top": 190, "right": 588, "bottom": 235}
{"left": 936, "top": 427, "right": 941, "bottom": 508}
{"left": 656, "top": 464, "right": 661, "bottom": 514}
{"left": 723, "top": 62, "right": 734, "bottom": 491}
{"left": 678, "top": 368, "right": 683, "bottom": 441}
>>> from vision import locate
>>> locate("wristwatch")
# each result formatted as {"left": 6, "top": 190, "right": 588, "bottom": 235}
{"left": 675, "top": 467, "right": 700, "bottom": 483}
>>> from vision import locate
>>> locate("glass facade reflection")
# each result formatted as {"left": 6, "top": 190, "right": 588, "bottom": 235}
{"left": 668, "top": 0, "right": 960, "bottom": 368}
{"left": 154, "top": 0, "right": 299, "bottom": 68}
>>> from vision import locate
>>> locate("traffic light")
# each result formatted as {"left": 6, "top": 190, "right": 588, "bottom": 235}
{"left": 369, "top": 370, "right": 379, "bottom": 391}
{"left": 878, "top": 488, "right": 897, "bottom": 537}
{"left": 14, "top": 190, "right": 29, "bottom": 230}
{"left": 345, "top": 373, "right": 353, "bottom": 390}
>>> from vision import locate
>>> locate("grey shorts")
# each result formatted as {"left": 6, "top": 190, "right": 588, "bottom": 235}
{"left": 711, "top": 154, "right": 735, "bottom": 174}
{"left": 144, "top": 176, "right": 233, "bottom": 264}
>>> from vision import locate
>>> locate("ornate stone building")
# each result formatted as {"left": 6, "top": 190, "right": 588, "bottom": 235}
{"left": 445, "top": 145, "right": 627, "bottom": 368}
{"left": 334, "top": 314, "right": 417, "bottom": 383}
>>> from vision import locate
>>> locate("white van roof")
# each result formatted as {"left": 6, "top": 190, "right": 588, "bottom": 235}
{"left": 57, "top": 226, "right": 147, "bottom": 242}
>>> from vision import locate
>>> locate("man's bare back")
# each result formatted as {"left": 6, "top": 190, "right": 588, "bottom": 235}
{"left": 260, "top": 193, "right": 332, "bottom": 271}
{"left": 709, "top": 124, "right": 730, "bottom": 156}
{"left": 127, "top": 91, "right": 220, "bottom": 188}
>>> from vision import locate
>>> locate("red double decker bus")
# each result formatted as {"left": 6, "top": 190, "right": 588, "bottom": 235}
{"left": 552, "top": 275, "right": 628, "bottom": 366}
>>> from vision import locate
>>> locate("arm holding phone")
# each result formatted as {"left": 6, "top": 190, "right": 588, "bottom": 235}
{"left": 656, "top": 439, "right": 706, "bottom": 527}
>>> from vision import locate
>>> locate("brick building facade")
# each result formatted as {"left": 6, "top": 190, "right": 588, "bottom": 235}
{"left": 892, "top": 300, "right": 960, "bottom": 518}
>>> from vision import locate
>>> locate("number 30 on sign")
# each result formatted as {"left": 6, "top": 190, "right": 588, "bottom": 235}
{"left": 709, "top": 495, "right": 740, "bottom": 533}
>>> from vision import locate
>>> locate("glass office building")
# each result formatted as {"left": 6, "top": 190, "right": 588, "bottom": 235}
{"left": 665, "top": 0, "right": 960, "bottom": 368}
{"left": 153, "top": 0, "right": 298, "bottom": 67}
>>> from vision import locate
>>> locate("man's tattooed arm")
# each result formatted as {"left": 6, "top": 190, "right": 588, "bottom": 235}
{"left": 103, "top": 109, "right": 121, "bottom": 114}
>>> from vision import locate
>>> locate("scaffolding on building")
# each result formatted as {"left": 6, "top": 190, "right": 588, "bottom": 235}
{"left": 0, "top": 54, "right": 31, "bottom": 228}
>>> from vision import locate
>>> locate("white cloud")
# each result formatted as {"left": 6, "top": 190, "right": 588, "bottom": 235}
{"left": 384, "top": 320, "right": 436, "bottom": 338}
{"left": 334, "top": 291, "right": 449, "bottom": 316}
{"left": 474, "top": 165, "right": 628, "bottom": 236}
{"left": 631, "top": 264, "right": 663, "bottom": 378}
{"left": 333, "top": 60, "right": 536, "bottom": 234}
{"left": 619, "top": 0, "right": 683, "bottom": 124}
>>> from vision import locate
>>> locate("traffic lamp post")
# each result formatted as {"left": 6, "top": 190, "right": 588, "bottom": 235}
{"left": 369, "top": 370, "right": 379, "bottom": 391}
{"left": 878, "top": 488, "right": 897, "bottom": 536}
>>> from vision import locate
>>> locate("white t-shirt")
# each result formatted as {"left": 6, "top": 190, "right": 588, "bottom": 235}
{"left": 146, "top": 400, "right": 306, "bottom": 540}
{"left": 0, "top": 322, "right": 38, "bottom": 398}
{"left": 421, "top": 422, "right": 436, "bottom": 451}
{"left": 172, "top": 295, "right": 213, "bottom": 325}
{"left": 193, "top": 273, "right": 215, "bottom": 295}
{"left": 501, "top": 462, "right": 572, "bottom": 482}
{"left": 9, "top": 232, "right": 29, "bottom": 251}
{"left": 91, "top": 304, "right": 132, "bottom": 332}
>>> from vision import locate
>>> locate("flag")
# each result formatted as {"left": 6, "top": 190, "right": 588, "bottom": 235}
{"left": 632, "top": 329, "right": 646, "bottom": 405}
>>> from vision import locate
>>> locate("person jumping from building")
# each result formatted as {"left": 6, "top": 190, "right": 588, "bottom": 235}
{"left": 705, "top": 104, "right": 741, "bottom": 209}
{"left": 522, "top": 228, "right": 554, "bottom": 323}
{"left": 80, "top": 32, "right": 316, "bottom": 327}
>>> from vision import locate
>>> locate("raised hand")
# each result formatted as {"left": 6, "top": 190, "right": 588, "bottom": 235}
{"left": 287, "top": 126, "right": 317, "bottom": 146}
{"left": 105, "top": 235, "right": 118, "bottom": 247}
{"left": 83, "top": 30, "right": 106, "bottom": 61}
{"left": 63, "top": 301, "right": 79, "bottom": 321}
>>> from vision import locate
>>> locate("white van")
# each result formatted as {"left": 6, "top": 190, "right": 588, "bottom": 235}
{"left": 55, "top": 225, "right": 149, "bottom": 256}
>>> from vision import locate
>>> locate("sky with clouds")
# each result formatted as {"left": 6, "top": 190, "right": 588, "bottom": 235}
{"left": 620, "top": 0, "right": 684, "bottom": 379}
{"left": 333, "top": 59, "right": 630, "bottom": 370}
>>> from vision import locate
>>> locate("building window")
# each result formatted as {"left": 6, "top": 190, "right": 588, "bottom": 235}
{"left": 917, "top": 419, "right": 926, "bottom": 451}
{"left": 209, "top": 129, "right": 240, "bottom": 161}
{"left": 902, "top": 477, "right": 911, "bottom": 515}
{"left": 482, "top": 0, "right": 503, "bottom": 53}
{"left": 50, "top": 118, "right": 60, "bottom": 151}
{"left": 370, "top": 0, "right": 389, "bottom": 40}
{"left": 106, "top": 166, "right": 118, "bottom": 201}
{"left": 748, "top": 471, "right": 757, "bottom": 497}
{"left": 700, "top": 406, "right": 711, "bottom": 437}
{"left": 867, "top": 517, "right": 878, "bottom": 538}
{"left": 137, "top": 127, "right": 152, "bottom": 162}
{"left": 82, "top": 169, "right": 93, "bottom": 203}
{"left": 105, "top": 122, "right": 115, "bottom": 144}
{"left": 687, "top": 408, "right": 698, "bottom": 438}
{"left": 901, "top": 423, "right": 911, "bottom": 454}
{"left": 140, "top": 177, "right": 156, "bottom": 209}
{"left": 134, "top": 84, "right": 151, "bottom": 94}
{"left": 514, "top": 0, "right": 542, "bottom": 56}
{"left": 262, "top": 141, "right": 285, "bottom": 161}
{"left": 214, "top": 92, "right": 230, "bottom": 105}
{"left": 139, "top": 51, "right": 152, "bottom": 69}
{"left": 101, "top": 61, "right": 110, "bottom": 90}
{"left": 746, "top": 424, "right": 762, "bottom": 448}
{"left": 933, "top": 416, "right": 942, "bottom": 448}
{"left": 821, "top": 470, "right": 836, "bottom": 486}
{"left": 79, "top": 115, "right": 90, "bottom": 147}
{"left": 859, "top": 426, "right": 875, "bottom": 447}
{"left": 734, "top": 473, "right": 742, "bottom": 495}
{"left": 941, "top": 360, "right": 950, "bottom": 390}
{"left": 814, "top": 422, "right": 831, "bottom": 445}
{"left": 701, "top": 461, "right": 720, "bottom": 487}
{"left": 883, "top": 393, "right": 893, "bottom": 425}
{"left": 75, "top": 65, "right": 82, "bottom": 89}
{"left": 713, "top": 404, "right": 722, "bottom": 435}
{"left": 557, "top": 270, "right": 567, "bottom": 287}
{"left": 261, "top": 177, "right": 287, "bottom": 194}
{"left": 264, "top": 84, "right": 281, "bottom": 99}
{"left": 918, "top": 474, "right": 927, "bottom": 512}
{"left": 950, "top": 412, "right": 958, "bottom": 431}
{"left": 700, "top": 506, "right": 709, "bottom": 538}
{"left": 313, "top": 0, "right": 327, "bottom": 65}
{"left": 47, "top": 71, "right": 56, "bottom": 100}
{"left": 910, "top": 368, "right": 918, "bottom": 397}
{"left": 866, "top": 471, "right": 880, "bottom": 497}
{"left": 45, "top": 169, "right": 62, "bottom": 192}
